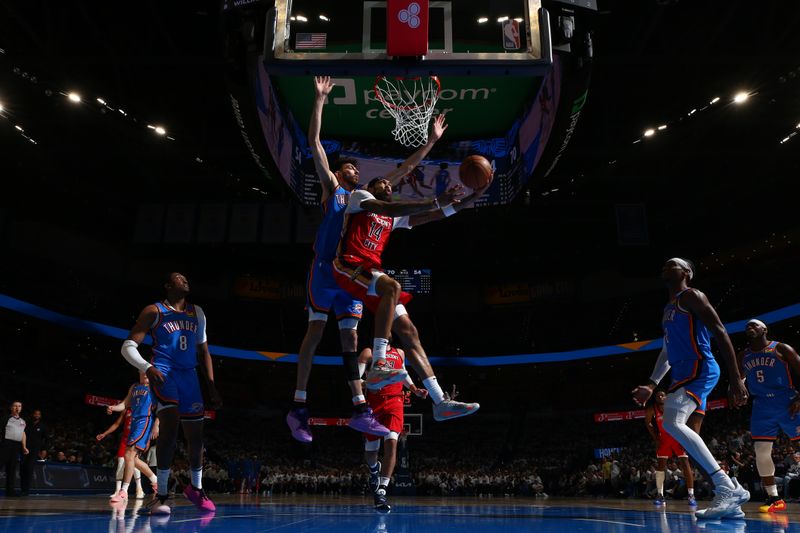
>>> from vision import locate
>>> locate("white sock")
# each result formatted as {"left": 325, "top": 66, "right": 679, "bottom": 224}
{"left": 662, "top": 390, "right": 735, "bottom": 491}
{"left": 688, "top": 487, "right": 694, "bottom": 496}
{"left": 373, "top": 338, "right": 389, "bottom": 362}
{"left": 655, "top": 471, "right": 665, "bottom": 496}
{"left": 294, "top": 390, "right": 307, "bottom": 403}
{"left": 149, "top": 474, "right": 158, "bottom": 484}
{"left": 379, "top": 476, "right": 390, "bottom": 487}
{"left": 766, "top": 484, "right": 778, "bottom": 497}
{"left": 423, "top": 376, "right": 445, "bottom": 404}
{"left": 121, "top": 482, "right": 130, "bottom": 493}
{"left": 157, "top": 469, "right": 171, "bottom": 496}
{"left": 352, "top": 394, "right": 366, "bottom": 406}
{"left": 191, "top": 468, "right": 203, "bottom": 489}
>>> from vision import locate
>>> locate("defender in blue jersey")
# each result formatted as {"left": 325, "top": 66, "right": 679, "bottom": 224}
{"left": 738, "top": 319, "right": 800, "bottom": 513}
{"left": 121, "top": 273, "right": 219, "bottom": 515}
{"left": 633, "top": 258, "right": 749, "bottom": 519}
{"left": 107, "top": 373, "right": 158, "bottom": 503}
{"left": 286, "top": 76, "right": 448, "bottom": 443}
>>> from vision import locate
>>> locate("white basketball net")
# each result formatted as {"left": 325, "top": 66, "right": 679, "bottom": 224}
{"left": 374, "top": 76, "right": 441, "bottom": 148}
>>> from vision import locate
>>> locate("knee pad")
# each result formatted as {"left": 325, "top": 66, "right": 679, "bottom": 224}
{"left": 754, "top": 441, "right": 775, "bottom": 477}
{"left": 342, "top": 351, "right": 361, "bottom": 382}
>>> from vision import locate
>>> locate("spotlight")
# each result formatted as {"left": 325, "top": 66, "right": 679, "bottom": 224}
{"left": 154, "top": 126, "right": 166, "bottom": 135}
{"left": 296, "top": 15, "right": 307, "bottom": 22}
{"left": 477, "top": 17, "right": 488, "bottom": 23}
{"left": 0, "top": 103, "right": 4, "bottom": 113}
{"left": 497, "top": 16, "right": 509, "bottom": 22}
{"left": 688, "top": 108, "right": 697, "bottom": 116}
{"left": 710, "top": 96, "right": 720, "bottom": 104}
{"left": 15, "top": 125, "right": 23, "bottom": 131}
{"left": 643, "top": 129, "right": 655, "bottom": 137}
{"left": 67, "top": 92, "right": 81, "bottom": 103}
{"left": 733, "top": 92, "right": 749, "bottom": 104}
{"left": 657, "top": 124, "right": 667, "bottom": 130}
{"left": 96, "top": 97, "right": 106, "bottom": 105}
{"left": 514, "top": 17, "right": 524, "bottom": 22}
{"left": 319, "top": 14, "right": 329, "bottom": 21}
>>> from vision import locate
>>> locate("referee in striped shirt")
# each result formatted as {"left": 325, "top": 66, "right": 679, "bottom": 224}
{"left": 1, "top": 401, "right": 29, "bottom": 497}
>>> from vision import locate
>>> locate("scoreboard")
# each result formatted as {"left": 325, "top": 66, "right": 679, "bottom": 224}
{"left": 385, "top": 269, "right": 431, "bottom": 295}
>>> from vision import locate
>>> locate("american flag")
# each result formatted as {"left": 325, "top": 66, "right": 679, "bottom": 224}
{"left": 295, "top": 33, "right": 327, "bottom": 49}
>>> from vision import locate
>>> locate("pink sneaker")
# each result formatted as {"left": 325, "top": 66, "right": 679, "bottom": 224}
{"left": 110, "top": 489, "right": 128, "bottom": 503}
{"left": 183, "top": 484, "right": 216, "bottom": 512}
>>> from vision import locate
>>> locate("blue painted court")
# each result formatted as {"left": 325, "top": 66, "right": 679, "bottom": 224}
{"left": 0, "top": 497, "right": 795, "bottom": 532}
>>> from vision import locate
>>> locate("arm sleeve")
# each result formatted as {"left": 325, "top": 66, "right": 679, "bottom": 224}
{"left": 358, "top": 362, "right": 367, "bottom": 379}
{"left": 345, "top": 190, "right": 374, "bottom": 214}
{"left": 121, "top": 340, "right": 152, "bottom": 373}
{"left": 649, "top": 346, "right": 671, "bottom": 385}
{"left": 195, "top": 305, "right": 208, "bottom": 344}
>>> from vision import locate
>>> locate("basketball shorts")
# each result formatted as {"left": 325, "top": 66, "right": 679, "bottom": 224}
{"left": 751, "top": 396, "right": 800, "bottom": 441}
{"left": 669, "top": 358, "right": 720, "bottom": 414}
{"left": 332, "top": 258, "right": 412, "bottom": 314}
{"left": 306, "top": 258, "right": 364, "bottom": 321}
{"left": 117, "top": 430, "right": 131, "bottom": 458}
{"left": 364, "top": 394, "right": 405, "bottom": 442}
{"left": 151, "top": 362, "right": 204, "bottom": 420}
{"left": 127, "top": 415, "right": 155, "bottom": 451}
{"left": 657, "top": 433, "right": 687, "bottom": 458}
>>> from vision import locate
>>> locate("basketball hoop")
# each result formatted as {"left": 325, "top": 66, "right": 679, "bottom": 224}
{"left": 374, "top": 75, "right": 441, "bottom": 148}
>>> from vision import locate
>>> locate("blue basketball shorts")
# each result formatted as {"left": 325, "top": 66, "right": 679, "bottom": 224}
{"left": 751, "top": 396, "right": 800, "bottom": 441}
{"left": 306, "top": 258, "right": 364, "bottom": 322}
{"left": 127, "top": 415, "right": 155, "bottom": 451}
{"left": 151, "top": 362, "right": 204, "bottom": 420}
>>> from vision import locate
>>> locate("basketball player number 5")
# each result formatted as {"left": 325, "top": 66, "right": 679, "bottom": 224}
{"left": 179, "top": 335, "right": 188, "bottom": 351}
{"left": 756, "top": 370, "right": 764, "bottom": 383}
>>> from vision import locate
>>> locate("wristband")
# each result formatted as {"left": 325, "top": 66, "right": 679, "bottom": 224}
{"left": 442, "top": 205, "right": 456, "bottom": 217}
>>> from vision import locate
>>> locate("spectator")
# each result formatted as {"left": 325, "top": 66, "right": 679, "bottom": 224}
{"left": 21, "top": 408, "right": 47, "bottom": 496}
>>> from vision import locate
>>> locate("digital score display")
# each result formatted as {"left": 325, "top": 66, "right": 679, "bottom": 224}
{"left": 385, "top": 269, "right": 431, "bottom": 295}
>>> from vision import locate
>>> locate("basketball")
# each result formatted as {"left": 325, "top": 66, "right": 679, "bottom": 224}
{"left": 459, "top": 155, "right": 493, "bottom": 189}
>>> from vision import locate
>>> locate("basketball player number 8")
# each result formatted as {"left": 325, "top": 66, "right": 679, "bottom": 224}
{"left": 179, "top": 335, "right": 188, "bottom": 351}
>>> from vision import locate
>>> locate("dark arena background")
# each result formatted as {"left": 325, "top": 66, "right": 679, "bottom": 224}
{"left": 2, "top": 0, "right": 800, "bottom": 531}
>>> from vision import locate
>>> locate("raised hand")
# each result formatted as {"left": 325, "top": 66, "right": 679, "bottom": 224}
{"left": 631, "top": 384, "right": 654, "bottom": 407}
{"left": 429, "top": 113, "right": 449, "bottom": 143}
{"left": 437, "top": 184, "right": 465, "bottom": 207}
{"left": 314, "top": 76, "right": 335, "bottom": 98}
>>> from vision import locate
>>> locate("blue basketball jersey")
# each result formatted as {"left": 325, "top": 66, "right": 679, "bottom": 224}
{"left": 743, "top": 341, "right": 795, "bottom": 399}
{"left": 313, "top": 185, "right": 354, "bottom": 261}
{"left": 662, "top": 289, "right": 715, "bottom": 391}
{"left": 150, "top": 301, "right": 201, "bottom": 370}
{"left": 130, "top": 383, "right": 153, "bottom": 418}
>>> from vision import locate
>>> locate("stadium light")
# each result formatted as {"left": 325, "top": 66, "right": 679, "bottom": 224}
{"left": 733, "top": 92, "right": 749, "bottom": 104}
{"left": 0, "top": 103, "right": 4, "bottom": 113}
{"left": 657, "top": 124, "right": 667, "bottom": 130}
{"left": 710, "top": 96, "right": 720, "bottom": 104}
{"left": 477, "top": 17, "right": 488, "bottom": 23}
{"left": 96, "top": 97, "right": 106, "bottom": 105}
{"left": 319, "top": 14, "right": 329, "bottom": 21}
{"left": 497, "top": 16, "right": 509, "bottom": 22}
{"left": 643, "top": 128, "right": 655, "bottom": 137}
{"left": 296, "top": 15, "right": 308, "bottom": 22}
{"left": 514, "top": 17, "right": 524, "bottom": 22}
{"left": 154, "top": 126, "right": 166, "bottom": 135}
{"left": 67, "top": 92, "right": 81, "bottom": 103}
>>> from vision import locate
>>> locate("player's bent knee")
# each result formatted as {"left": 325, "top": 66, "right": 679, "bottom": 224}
{"left": 384, "top": 431, "right": 399, "bottom": 441}
{"left": 364, "top": 439, "right": 381, "bottom": 452}
{"left": 338, "top": 318, "right": 359, "bottom": 331}
{"left": 307, "top": 310, "right": 329, "bottom": 324}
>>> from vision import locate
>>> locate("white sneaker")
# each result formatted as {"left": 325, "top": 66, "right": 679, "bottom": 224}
{"left": 432, "top": 398, "right": 480, "bottom": 421}
{"left": 365, "top": 362, "right": 407, "bottom": 390}
{"left": 695, "top": 479, "right": 749, "bottom": 519}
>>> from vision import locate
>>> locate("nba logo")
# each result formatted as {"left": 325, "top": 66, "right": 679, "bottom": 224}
{"left": 502, "top": 20, "right": 521, "bottom": 50}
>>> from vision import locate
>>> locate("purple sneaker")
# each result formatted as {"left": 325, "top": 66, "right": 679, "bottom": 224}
{"left": 348, "top": 408, "right": 390, "bottom": 436}
{"left": 286, "top": 407, "right": 313, "bottom": 443}
{"left": 183, "top": 485, "right": 216, "bottom": 512}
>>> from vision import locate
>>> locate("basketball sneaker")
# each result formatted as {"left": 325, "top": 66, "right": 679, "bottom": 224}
{"left": 368, "top": 462, "right": 381, "bottom": 493}
{"left": 141, "top": 494, "right": 171, "bottom": 515}
{"left": 286, "top": 407, "right": 313, "bottom": 443}
{"left": 184, "top": 484, "right": 216, "bottom": 512}
{"left": 374, "top": 486, "right": 391, "bottom": 513}
{"left": 348, "top": 408, "right": 390, "bottom": 436}
{"left": 695, "top": 479, "right": 749, "bottom": 519}
{"left": 432, "top": 397, "right": 480, "bottom": 421}
{"left": 688, "top": 495, "right": 697, "bottom": 507}
{"left": 366, "top": 361, "right": 407, "bottom": 391}
{"left": 110, "top": 489, "right": 129, "bottom": 504}
{"left": 654, "top": 496, "right": 665, "bottom": 506}
{"left": 758, "top": 496, "right": 786, "bottom": 513}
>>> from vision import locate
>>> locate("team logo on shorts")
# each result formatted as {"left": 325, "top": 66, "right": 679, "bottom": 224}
{"left": 191, "top": 402, "right": 204, "bottom": 413}
{"left": 353, "top": 303, "right": 363, "bottom": 314}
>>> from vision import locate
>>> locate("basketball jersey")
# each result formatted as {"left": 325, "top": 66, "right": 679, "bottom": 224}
{"left": 150, "top": 301, "right": 203, "bottom": 370}
{"left": 337, "top": 190, "right": 410, "bottom": 269}
{"left": 662, "top": 288, "right": 715, "bottom": 391}
{"left": 743, "top": 341, "right": 794, "bottom": 399}
{"left": 130, "top": 383, "right": 153, "bottom": 418}
{"left": 313, "top": 184, "right": 354, "bottom": 261}
{"left": 654, "top": 405, "right": 667, "bottom": 437}
{"left": 372, "top": 347, "right": 405, "bottom": 397}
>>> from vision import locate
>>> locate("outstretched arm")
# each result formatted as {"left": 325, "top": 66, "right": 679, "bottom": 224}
{"left": 682, "top": 289, "right": 747, "bottom": 406}
{"left": 407, "top": 180, "right": 492, "bottom": 226}
{"left": 107, "top": 385, "right": 134, "bottom": 414}
{"left": 385, "top": 114, "right": 449, "bottom": 186}
{"left": 308, "top": 76, "right": 338, "bottom": 201}
{"left": 96, "top": 410, "right": 125, "bottom": 441}
{"left": 359, "top": 185, "right": 465, "bottom": 217}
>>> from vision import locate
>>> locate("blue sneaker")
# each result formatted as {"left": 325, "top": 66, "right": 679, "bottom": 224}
{"left": 286, "top": 407, "right": 313, "bottom": 443}
{"left": 688, "top": 495, "right": 697, "bottom": 507}
{"left": 654, "top": 496, "right": 666, "bottom": 506}
{"left": 368, "top": 462, "right": 381, "bottom": 493}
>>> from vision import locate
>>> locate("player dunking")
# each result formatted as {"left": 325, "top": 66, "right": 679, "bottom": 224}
{"left": 633, "top": 258, "right": 749, "bottom": 519}
{"left": 287, "top": 76, "right": 450, "bottom": 442}
{"left": 359, "top": 344, "right": 427, "bottom": 512}
{"left": 739, "top": 318, "right": 800, "bottom": 513}
{"left": 120, "top": 272, "right": 220, "bottom": 515}
{"left": 644, "top": 390, "right": 696, "bottom": 506}
{"left": 108, "top": 373, "right": 159, "bottom": 503}
{"left": 332, "top": 177, "right": 485, "bottom": 420}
